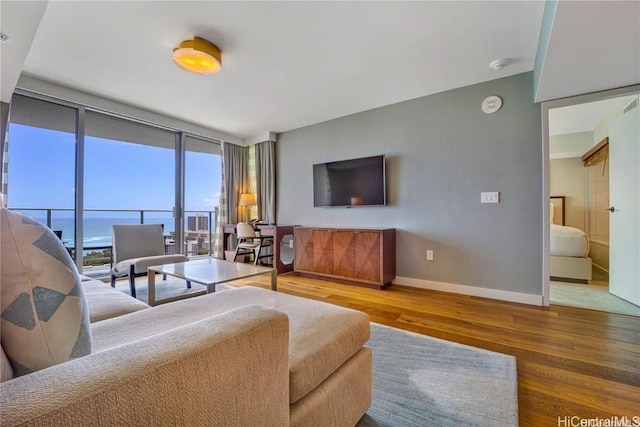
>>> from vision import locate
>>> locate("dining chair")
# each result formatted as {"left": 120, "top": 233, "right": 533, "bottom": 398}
{"left": 233, "top": 222, "right": 274, "bottom": 266}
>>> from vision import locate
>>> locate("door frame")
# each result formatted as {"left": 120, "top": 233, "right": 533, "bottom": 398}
{"left": 541, "top": 84, "right": 640, "bottom": 306}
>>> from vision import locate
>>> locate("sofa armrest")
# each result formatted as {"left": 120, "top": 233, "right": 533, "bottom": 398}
{"left": 1, "top": 305, "right": 290, "bottom": 427}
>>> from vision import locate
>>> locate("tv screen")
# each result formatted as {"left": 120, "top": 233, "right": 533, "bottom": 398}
{"left": 313, "top": 155, "right": 386, "bottom": 207}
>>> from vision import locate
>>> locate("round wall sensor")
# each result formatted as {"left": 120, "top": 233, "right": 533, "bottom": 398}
{"left": 482, "top": 96, "right": 502, "bottom": 114}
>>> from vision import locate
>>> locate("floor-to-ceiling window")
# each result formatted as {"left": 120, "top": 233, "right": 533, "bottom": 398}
{"left": 5, "top": 93, "right": 222, "bottom": 278}
{"left": 82, "top": 111, "right": 178, "bottom": 274}
{"left": 6, "top": 94, "right": 78, "bottom": 249}
{"left": 184, "top": 135, "right": 222, "bottom": 257}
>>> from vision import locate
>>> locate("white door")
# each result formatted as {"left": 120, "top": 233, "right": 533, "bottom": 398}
{"left": 609, "top": 95, "right": 640, "bottom": 306}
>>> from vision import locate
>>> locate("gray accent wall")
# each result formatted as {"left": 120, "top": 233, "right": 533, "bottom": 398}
{"left": 277, "top": 72, "right": 542, "bottom": 296}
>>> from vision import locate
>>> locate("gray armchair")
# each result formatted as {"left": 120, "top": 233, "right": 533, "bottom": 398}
{"left": 110, "top": 224, "right": 190, "bottom": 298}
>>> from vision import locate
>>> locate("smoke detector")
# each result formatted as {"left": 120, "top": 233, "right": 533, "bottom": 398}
{"left": 489, "top": 58, "right": 510, "bottom": 71}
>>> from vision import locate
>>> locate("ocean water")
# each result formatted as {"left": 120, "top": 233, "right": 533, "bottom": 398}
{"left": 47, "top": 218, "right": 176, "bottom": 247}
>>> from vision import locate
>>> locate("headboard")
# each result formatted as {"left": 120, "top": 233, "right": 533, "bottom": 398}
{"left": 550, "top": 196, "right": 565, "bottom": 226}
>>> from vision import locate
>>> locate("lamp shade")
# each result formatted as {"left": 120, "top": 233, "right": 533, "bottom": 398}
{"left": 238, "top": 193, "right": 256, "bottom": 207}
{"left": 173, "top": 37, "right": 222, "bottom": 74}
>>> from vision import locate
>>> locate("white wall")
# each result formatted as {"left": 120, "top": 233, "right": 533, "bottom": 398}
{"left": 549, "top": 131, "right": 593, "bottom": 158}
{"left": 550, "top": 158, "right": 586, "bottom": 231}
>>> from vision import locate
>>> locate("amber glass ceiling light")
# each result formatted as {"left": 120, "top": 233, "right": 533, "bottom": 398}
{"left": 173, "top": 37, "right": 221, "bottom": 74}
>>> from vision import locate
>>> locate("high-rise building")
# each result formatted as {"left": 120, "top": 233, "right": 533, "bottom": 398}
{"left": 187, "top": 214, "right": 209, "bottom": 231}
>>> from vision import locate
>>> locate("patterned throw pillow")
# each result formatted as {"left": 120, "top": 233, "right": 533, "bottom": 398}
{"left": 0, "top": 208, "right": 92, "bottom": 376}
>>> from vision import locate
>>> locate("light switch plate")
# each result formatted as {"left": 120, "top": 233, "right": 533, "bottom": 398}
{"left": 481, "top": 192, "right": 500, "bottom": 203}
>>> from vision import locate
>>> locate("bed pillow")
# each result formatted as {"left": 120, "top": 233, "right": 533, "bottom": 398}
{"left": 0, "top": 208, "right": 92, "bottom": 376}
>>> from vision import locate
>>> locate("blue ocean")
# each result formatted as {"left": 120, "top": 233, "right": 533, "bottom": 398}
{"left": 46, "top": 217, "right": 176, "bottom": 247}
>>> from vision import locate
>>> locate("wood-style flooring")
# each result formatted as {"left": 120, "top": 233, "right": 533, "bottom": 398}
{"left": 233, "top": 273, "right": 640, "bottom": 427}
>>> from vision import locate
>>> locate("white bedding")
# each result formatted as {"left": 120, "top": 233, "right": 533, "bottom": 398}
{"left": 550, "top": 224, "right": 590, "bottom": 257}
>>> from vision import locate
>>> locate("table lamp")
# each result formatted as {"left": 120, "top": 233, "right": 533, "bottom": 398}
{"left": 238, "top": 193, "right": 256, "bottom": 222}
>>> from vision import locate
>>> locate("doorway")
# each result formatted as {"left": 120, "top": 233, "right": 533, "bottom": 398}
{"left": 543, "top": 87, "right": 640, "bottom": 316}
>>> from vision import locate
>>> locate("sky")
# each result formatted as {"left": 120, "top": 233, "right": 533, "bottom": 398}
{"left": 7, "top": 124, "right": 221, "bottom": 217}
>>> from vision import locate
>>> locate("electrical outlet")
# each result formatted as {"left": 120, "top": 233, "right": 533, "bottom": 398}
{"left": 426, "top": 250, "right": 434, "bottom": 261}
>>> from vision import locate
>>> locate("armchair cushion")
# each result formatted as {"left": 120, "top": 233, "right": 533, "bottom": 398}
{"left": 112, "top": 224, "right": 166, "bottom": 263}
{"left": 0, "top": 208, "right": 92, "bottom": 377}
{"left": 114, "top": 254, "right": 188, "bottom": 275}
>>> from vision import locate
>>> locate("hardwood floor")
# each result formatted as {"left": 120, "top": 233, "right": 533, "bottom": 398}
{"left": 234, "top": 273, "right": 640, "bottom": 426}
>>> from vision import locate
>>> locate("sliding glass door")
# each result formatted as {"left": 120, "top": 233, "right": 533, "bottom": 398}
{"left": 5, "top": 93, "right": 222, "bottom": 278}
{"left": 184, "top": 135, "right": 222, "bottom": 257}
{"left": 5, "top": 94, "right": 78, "bottom": 253}
{"left": 82, "top": 111, "right": 178, "bottom": 275}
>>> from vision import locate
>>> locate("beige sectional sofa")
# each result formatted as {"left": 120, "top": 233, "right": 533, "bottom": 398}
{"left": 1, "top": 276, "right": 372, "bottom": 426}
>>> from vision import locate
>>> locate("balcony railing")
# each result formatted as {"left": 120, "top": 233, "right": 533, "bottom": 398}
{"left": 9, "top": 207, "right": 219, "bottom": 279}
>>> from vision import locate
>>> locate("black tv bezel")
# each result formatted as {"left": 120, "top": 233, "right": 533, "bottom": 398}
{"left": 312, "top": 154, "right": 386, "bottom": 208}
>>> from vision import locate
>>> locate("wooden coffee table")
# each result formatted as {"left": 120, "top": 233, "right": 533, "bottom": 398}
{"left": 147, "top": 257, "right": 277, "bottom": 306}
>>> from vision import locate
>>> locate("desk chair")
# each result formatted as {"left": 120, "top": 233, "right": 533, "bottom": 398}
{"left": 110, "top": 224, "right": 191, "bottom": 298}
{"left": 233, "top": 222, "right": 274, "bottom": 266}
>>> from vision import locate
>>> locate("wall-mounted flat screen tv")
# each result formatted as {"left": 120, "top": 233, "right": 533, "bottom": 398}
{"left": 313, "top": 155, "right": 386, "bottom": 207}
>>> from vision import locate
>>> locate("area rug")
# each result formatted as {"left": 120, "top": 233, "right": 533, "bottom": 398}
{"left": 359, "top": 323, "right": 518, "bottom": 427}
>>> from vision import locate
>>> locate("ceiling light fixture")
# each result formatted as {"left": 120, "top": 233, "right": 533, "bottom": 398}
{"left": 173, "top": 37, "right": 221, "bottom": 74}
{"left": 489, "top": 58, "right": 510, "bottom": 71}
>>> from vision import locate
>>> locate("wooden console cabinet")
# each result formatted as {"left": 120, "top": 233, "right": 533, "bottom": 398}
{"left": 294, "top": 227, "right": 395, "bottom": 288}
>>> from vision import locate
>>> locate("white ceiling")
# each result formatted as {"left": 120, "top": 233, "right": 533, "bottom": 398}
{"left": 1, "top": 1, "right": 638, "bottom": 141}
{"left": 535, "top": 1, "right": 640, "bottom": 103}
{"left": 10, "top": 1, "right": 544, "bottom": 139}
{"left": 549, "top": 95, "right": 637, "bottom": 136}
{"left": 0, "top": 1, "right": 47, "bottom": 102}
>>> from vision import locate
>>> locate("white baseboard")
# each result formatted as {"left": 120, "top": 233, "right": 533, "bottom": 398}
{"left": 393, "top": 276, "right": 544, "bottom": 306}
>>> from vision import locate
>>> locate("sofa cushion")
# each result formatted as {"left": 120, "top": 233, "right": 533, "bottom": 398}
{"left": 0, "top": 208, "right": 92, "bottom": 376}
{"left": 0, "top": 345, "right": 12, "bottom": 382}
{"left": 83, "top": 280, "right": 150, "bottom": 323}
{"left": 90, "top": 286, "right": 370, "bottom": 404}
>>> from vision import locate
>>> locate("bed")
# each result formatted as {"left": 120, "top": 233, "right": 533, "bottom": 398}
{"left": 549, "top": 196, "right": 592, "bottom": 283}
